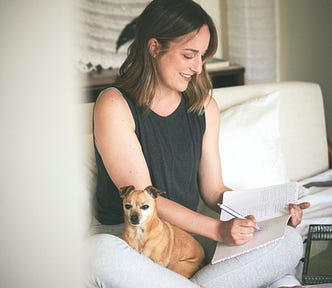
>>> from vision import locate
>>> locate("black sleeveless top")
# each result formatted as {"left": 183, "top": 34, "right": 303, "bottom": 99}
{"left": 93, "top": 87, "right": 206, "bottom": 225}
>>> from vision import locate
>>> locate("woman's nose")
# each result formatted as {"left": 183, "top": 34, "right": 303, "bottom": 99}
{"left": 191, "top": 56, "right": 203, "bottom": 74}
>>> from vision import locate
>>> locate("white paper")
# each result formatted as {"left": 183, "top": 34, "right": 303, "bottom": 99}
{"left": 212, "top": 182, "right": 298, "bottom": 264}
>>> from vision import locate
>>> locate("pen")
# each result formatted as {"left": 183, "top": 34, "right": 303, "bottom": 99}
{"left": 217, "top": 203, "right": 262, "bottom": 231}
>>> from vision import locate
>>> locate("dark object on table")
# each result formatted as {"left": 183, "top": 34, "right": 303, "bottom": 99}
{"left": 302, "top": 224, "right": 332, "bottom": 285}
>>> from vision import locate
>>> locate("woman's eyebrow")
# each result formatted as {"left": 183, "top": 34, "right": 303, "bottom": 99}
{"left": 183, "top": 48, "right": 198, "bottom": 53}
{"left": 183, "top": 48, "right": 207, "bottom": 54}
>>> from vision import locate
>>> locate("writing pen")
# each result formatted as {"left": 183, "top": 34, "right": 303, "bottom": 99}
{"left": 217, "top": 203, "right": 262, "bottom": 231}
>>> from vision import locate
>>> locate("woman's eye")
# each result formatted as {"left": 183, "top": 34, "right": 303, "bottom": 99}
{"left": 184, "top": 54, "right": 194, "bottom": 59}
{"left": 125, "top": 204, "right": 132, "bottom": 210}
{"left": 141, "top": 205, "right": 149, "bottom": 210}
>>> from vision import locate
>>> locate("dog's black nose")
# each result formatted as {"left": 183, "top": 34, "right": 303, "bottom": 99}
{"left": 130, "top": 214, "right": 139, "bottom": 225}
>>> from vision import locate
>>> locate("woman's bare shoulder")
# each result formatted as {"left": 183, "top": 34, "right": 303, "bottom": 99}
{"left": 94, "top": 87, "right": 135, "bottom": 130}
{"left": 95, "top": 87, "right": 128, "bottom": 113}
{"left": 203, "top": 94, "right": 219, "bottom": 118}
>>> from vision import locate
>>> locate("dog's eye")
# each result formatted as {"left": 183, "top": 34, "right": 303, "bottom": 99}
{"left": 125, "top": 204, "right": 132, "bottom": 210}
{"left": 141, "top": 205, "right": 149, "bottom": 210}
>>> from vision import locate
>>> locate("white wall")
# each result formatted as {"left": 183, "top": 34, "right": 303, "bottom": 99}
{"left": 0, "top": 1, "right": 88, "bottom": 287}
{"left": 277, "top": 0, "right": 332, "bottom": 142}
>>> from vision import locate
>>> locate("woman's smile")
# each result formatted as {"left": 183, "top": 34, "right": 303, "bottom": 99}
{"left": 180, "top": 72, "right": 193, "bottom": 82}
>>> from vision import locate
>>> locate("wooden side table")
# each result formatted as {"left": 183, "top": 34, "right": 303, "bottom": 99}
{"left": 209, "top": 64, "right": 245, "bottom": 88}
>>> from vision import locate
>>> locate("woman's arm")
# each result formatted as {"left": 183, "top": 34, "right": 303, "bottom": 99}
{"left": 94, "top": 88, "right": 152, "bottom": 190}
{"left": 198, "top": 96, "right": 230, "bottom": 210}
{"left": 197, "top": 95, "right": 258, "bottom": 245}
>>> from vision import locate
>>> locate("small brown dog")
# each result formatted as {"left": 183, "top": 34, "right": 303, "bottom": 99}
{"left": 120, "top": 185, "right": 205, "bottom": 279}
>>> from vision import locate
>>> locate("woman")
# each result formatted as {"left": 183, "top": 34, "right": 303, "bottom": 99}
{"left": 87, "top": 0, "right": 309, "bottom": 287}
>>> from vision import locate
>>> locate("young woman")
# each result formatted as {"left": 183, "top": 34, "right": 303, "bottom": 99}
{"left": 87, "top": 0, "right": 309, "bottom": 287}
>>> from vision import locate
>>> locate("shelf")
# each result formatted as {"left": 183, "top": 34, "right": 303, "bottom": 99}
{"left": 81, "top": 64, "right": 245, "bottom": 103}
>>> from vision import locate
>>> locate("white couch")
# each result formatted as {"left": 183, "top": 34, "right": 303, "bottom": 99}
{"left": 83, "top": 81, "right": 332, "bottom": 286}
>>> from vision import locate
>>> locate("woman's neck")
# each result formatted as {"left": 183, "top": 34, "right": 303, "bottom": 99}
{"left": 150, "top": 90, "right": 182, "bottom": 117}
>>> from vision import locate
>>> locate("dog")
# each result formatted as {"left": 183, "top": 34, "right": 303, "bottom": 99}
{"left": 119, "top": 185, "right": 205, "bottom": 279}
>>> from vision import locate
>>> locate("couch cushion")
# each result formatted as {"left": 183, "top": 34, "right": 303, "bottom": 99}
{"left": 219, "top": 91, "right": 289, "bottom": 189}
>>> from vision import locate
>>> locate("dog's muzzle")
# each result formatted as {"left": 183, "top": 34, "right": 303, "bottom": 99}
{"left": 130, "top": 214, "right": 140, "bottom": 225}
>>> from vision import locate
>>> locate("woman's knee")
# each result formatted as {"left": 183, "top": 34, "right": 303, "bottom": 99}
{"left": 283, "top": 226, "right": 303, "bottom": 264}
{"left": 85, "top": 234, "right": 200, "bottom": 288}
{"left": 85, "top": 234, "right": 130, "bottom": 287}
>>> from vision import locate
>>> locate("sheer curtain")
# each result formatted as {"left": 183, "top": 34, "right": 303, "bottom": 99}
{"left": 76, "top": 0, "right": 149, "bottom": 72}
{"left": 227, "top": 0, "right": 276, "bottom": 84}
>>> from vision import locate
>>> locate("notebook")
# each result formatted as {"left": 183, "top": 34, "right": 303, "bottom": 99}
{"left": 212, "top": 182, "right": 299, "bottom": 264}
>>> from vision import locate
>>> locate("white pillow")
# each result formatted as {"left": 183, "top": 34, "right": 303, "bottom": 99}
{"left": 219, "top": 91, "right": 289, "bottom": 190}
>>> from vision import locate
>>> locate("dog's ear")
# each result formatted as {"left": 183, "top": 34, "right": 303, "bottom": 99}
{"left": 119, "top": 185, "right": 135, "bottom": 199}
{"left": 144, "top": 186, "right": 166, "bottom": 198}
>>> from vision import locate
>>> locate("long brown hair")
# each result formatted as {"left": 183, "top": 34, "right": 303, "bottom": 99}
{"left": 114, "top": 0, "right": 218, "bottom": 114}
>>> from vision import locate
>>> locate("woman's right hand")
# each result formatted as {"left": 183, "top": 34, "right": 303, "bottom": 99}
{"left": 218, "top": 215, "right": 257, "bottom": 246}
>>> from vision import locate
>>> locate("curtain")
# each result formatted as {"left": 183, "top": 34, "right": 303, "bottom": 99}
{"left": 227, "top": 0, "right": 276, "bottom": 83}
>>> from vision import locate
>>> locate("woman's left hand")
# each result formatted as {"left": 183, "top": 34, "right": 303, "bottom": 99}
{"left": 288, "top": 202, "right": 310, "bottom": 227}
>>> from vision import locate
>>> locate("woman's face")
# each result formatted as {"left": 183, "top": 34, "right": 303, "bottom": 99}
{"left": 154, "top": 24, "right": 211, "bottom": 94}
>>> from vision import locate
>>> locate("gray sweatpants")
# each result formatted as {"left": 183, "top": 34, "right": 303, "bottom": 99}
{"left": 85, "top": 222, "right": 303, "bottom": 288}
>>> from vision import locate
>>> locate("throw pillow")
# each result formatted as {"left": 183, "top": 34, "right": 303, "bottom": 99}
{"left": 219, "top": 91, "right": 289, "bottom": 190}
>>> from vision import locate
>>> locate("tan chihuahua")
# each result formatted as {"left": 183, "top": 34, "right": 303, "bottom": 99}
{"left": 120, "top": 185, "right": 205, "bottom": 279}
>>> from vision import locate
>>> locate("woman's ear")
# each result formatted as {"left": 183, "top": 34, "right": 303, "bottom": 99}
{"left": 148, "top": 38, "right": 160, "bottom": 58}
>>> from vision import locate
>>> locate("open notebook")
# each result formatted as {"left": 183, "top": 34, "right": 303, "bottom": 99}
{"left": 212, "top": 182, "right": 299, "bottom": 264}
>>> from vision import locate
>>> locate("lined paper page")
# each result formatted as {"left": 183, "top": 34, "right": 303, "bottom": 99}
{"left": 220, "top": 182, "right": 298, "bottom": 221}
{"left": 212, "top": 182, "right": 298, "bottom": 264}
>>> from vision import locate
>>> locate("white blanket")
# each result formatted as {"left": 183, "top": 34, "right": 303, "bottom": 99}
{"left": 209, "top": 170, "right": 332, "bottom": 287}
{"left": 297, "top": 169, "right": 332, "bottom": 239}
{"left": 282, "top": 169, "right": 332, "bottom": 287}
